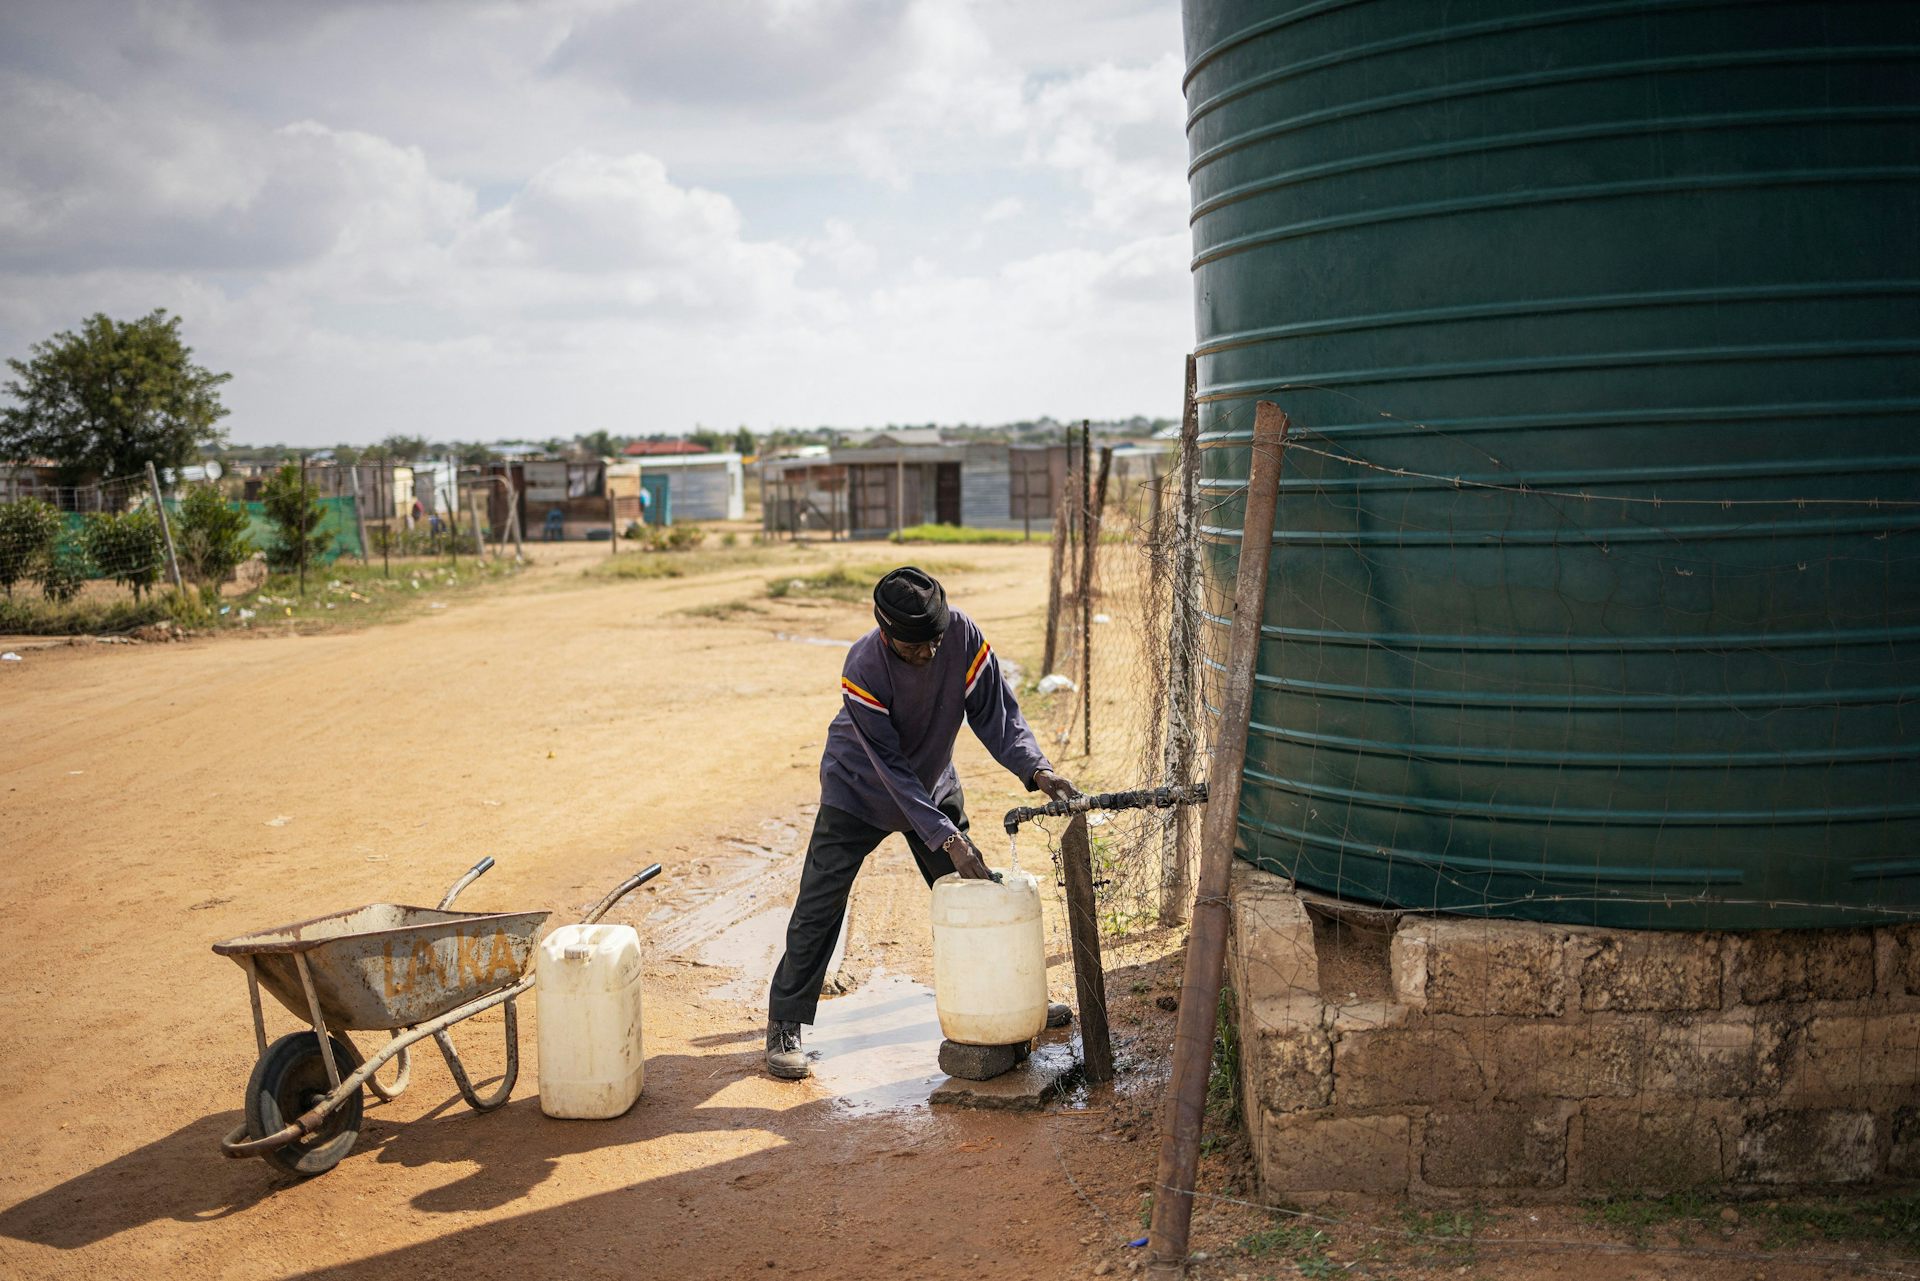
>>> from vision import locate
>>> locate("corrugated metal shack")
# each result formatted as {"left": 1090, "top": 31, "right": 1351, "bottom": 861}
{"left": 762, "top": 441, "right": 1067, "bottom": 537}
{"left": 618, "top": 453, "right": 745, "bottom": 522}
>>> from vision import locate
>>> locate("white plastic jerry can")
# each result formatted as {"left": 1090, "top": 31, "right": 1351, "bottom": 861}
{"left": 536, "top": 923, "right": 645, "bottom": 1119}
{"left": 929, "top": 868, "right": 1048, "bottom": 1046}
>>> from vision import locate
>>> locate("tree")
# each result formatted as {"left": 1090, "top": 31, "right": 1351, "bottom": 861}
{"left": 79, "top": 507, "right": 163, "bottom": 600}
{"left": 731, "top": 426, "right": 756, "bottom": 456}
{"left": 331, "top": 444, "right": 363, "bottom": 467}
{"left": 378, "top": 434, "right": 429, "bottom": 462}
{"left": 689, "top": 427, "right": 726, "bottom": 452}
{"left": 1, "top": 310, "right": 230, "bottom": 486}
{"left": 579, "top": 430, "right": 617, "bottom": 458}
{"left": 260, "top": 462, "right": 331, "bottom": 572}
{"left": 0, "top": 497, "right": 62, "bottom": 598}
{"left": 175, "top": 484, "right": 252, "bottom": 588}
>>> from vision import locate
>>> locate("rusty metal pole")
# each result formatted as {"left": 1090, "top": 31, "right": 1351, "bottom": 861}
{"left": 1147, "top": 401, "right": 1287, "bottom": 1272}
{"left": 1159, "top": 354, "right": 1203, "bottom": 927}
{"left": 349, "top": 465, "right": 372, "bottom": 565}
{"left": 1060, "top": 814, "right": 1114, "bottom": 1083}
{"left": 144, "top": 461, "right": 184, "bottom": 592}
{"left": 299, "top": 453, "right": 310, "bottom": 595}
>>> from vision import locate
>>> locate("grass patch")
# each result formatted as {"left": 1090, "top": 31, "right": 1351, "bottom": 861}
{"left": 586, "top": 546, "right": 783, "bottom": 581}
{"left": 1582, "top": 1192, "right": 1716, "bottom": 1244}
{"left": 887, "top": 521, "right": 1135, "bottom": 545}
{"left": 1, "top": 557, "right": 525, "bottom": 637}
{"left": 1207, "top": 985, "right": 1241, "bottom": 1129}
{"left": 889, "top": 523, "right": 1049, "bottom": 544}
{"left": 1237, "top": 1215, "right": 1338, "bottom": 1274}
{"left": 1752, "top": 1194, "right": 1920, "bottom": 1251}
{"left": 678, "top": 599, "right": 764, "bottom": 621}
{"left": 765, "top": 559, "right": 971, "bottom": 603}
{"left": 1402, "top": 1205, "right": 1490, "bottom": 1260}
{"left": 0, "top": 592, "right": 175, "bottom": 635}
{"left": 235, "top": 559, "right": 523, "bottom": 631}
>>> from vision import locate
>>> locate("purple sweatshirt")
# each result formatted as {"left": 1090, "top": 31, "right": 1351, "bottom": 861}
{"left": 820, "top": 608, "right": 1052, "bottom": 849}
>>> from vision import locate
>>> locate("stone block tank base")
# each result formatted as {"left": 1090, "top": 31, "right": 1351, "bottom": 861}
{"left": 1228, "top": 863, "right": 1920, "bottom": 1200}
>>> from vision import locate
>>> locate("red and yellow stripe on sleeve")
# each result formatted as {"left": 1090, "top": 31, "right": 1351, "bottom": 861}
{"left": 963, "top": 640, "right": 992, "bottom": 695}
{"left": 841, "top": 677, "right": 888, "bottom": 715}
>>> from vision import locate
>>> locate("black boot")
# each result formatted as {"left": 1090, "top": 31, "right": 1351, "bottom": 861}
{"left": 765, "top": 1019, "right": 810, "bottom": 1080}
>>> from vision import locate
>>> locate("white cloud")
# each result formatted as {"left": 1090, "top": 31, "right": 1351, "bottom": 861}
{"left": 0, "top": 0, "right": 1194, "bottom": 442}
{"left": 1025, "top": 53, "right": 1189, "bottom": 232}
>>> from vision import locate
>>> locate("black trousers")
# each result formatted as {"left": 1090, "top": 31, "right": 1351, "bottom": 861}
{"left": 767, "top": 788, "right": 968, "bottom": 1025}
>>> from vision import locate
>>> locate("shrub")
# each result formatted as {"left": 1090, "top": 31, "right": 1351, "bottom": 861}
{"left": 79, "top": 507, "right": 163, "bottom": 600}
{"left": 175, "top": 484, "right": 252, "bottom": 587}
{"left": 0, "top": 496, "right": 63, "bottom": 597}
{"left": 627, "top": 522, "right": 705, "bottom": 552}
{"left": 39, "top": 539, "right": 87, "bottom": 603}
{"left": 260, "top": 462, "right": 332, "bottom": 571}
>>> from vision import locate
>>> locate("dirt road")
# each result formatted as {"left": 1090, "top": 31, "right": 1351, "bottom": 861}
{"left": 0, "top": 542, "right": 1162, "bottom": 1281}
{"left": 0, "top": 540, "right": 1890, "bottom": 1281}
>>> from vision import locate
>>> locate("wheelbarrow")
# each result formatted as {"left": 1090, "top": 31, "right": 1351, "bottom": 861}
{"left": 211, "top": 857, "right": 660, "bottom": 1176}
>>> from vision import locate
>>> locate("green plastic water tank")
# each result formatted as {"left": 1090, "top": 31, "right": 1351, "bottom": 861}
{"left": 1184, "top": 0, "right": 1920, "bottom": 928}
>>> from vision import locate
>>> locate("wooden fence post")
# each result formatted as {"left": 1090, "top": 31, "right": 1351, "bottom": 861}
{"left": 1060, "top": 813, "right": 1114, "bottom": 1083}
{"left": 1147, "top": 401, "right": 1288, "bottom": 1271}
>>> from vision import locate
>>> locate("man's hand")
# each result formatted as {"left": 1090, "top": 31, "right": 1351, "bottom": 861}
{"left": 1032, "top": 768, "right": 1081, "bottom": 803}
{"left": 942, "top": 831, "right": 994, "bottom": 880}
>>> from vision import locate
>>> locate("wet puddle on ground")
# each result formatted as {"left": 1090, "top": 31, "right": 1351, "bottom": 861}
{"left": 695, "top": 906, "right": 938, "bottom": 1117}
{"left": 697, "top": 903, "right": 848, "bottom": 1005}
{"left": 805, "top": 971, "right": 942, "bottom": 1117}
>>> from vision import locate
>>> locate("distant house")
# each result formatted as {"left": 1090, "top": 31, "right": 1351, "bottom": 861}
{"left": 621, "top": 439, "right": 708, "bottom": 457}
{"left": 760, "top": 435, "right": 1177, "bottom": 538}
{"left": 0, "top": 460, "right": 63, "bottom": 503}
{"left": 481, "top": 451, "right": 744, "bottom": 537}
{"left": 614, "top": 453, "right": 744, "bottom": 522}
{"left": 839, "top": 427, "right": 946, "bottom": 449}
{"left": 760, "top": 441, "right": 1069, "bottom": 537}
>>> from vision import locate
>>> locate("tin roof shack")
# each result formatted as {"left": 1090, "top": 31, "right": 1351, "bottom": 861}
{"left": 761, "top": 441, "right": 1072, "bottom": 538}
{"left": 517, "top": 459, "right": 639, "bottom": 540}
{"left": 758, "top": 458, "right": 849, "bottom": 537}
{"left": 0, "top": 460, "right": 64, "bottom": 503}
{"left": 615, "top": 452, "right": 744, "bottom": 524}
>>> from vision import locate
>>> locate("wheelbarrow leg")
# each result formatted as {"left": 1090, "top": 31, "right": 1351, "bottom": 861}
{"left": 359, "top": 1035, "right": 412, "bottom": 1102}
{"left": 432, "top": 995, "right": 519, "bottom": 1112}
{"left": 293, "top": 952, "right": 342, "bottom": 1089}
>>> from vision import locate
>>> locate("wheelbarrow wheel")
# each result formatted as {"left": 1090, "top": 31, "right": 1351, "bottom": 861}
{"left": 246, "top": 1031, "right": 364, "bottom": 1177}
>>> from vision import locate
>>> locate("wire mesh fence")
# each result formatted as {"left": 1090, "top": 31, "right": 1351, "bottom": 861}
{"left": 0, "top": 474, "right": 371, "bottom": 622}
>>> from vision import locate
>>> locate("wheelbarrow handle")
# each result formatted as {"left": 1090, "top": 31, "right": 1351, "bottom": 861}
{"left": 438, "top": 856, "right": 496, "bottom": 910}
{"left": 583, "top": 863, "right": 663, "bottom": 924}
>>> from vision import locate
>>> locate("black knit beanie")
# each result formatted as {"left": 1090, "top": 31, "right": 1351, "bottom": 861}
{"left": 873, "top": 566, "right": 949, "bottom": 643}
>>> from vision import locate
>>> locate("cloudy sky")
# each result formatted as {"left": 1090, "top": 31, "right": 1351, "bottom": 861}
{"left": 0, "top": 0, "right": 1192, "bottom": 447}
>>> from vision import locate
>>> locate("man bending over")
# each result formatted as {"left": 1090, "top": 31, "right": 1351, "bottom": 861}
{"left": 765, "top": 566, "right": 1077, "bottom": 1079}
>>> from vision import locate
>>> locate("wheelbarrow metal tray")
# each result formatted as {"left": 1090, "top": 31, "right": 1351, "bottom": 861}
{"left": 212, "top": 903, "right": 550, "bottom": 1031}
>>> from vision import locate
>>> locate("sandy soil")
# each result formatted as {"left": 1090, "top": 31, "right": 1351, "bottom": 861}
{"left": 0, "top": 539, "right": 1902, "bottom": 1281}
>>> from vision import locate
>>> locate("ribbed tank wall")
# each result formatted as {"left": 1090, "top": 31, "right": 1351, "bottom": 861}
{"left": 1183, "top": 0, "right": 1920, "bottom": 928}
